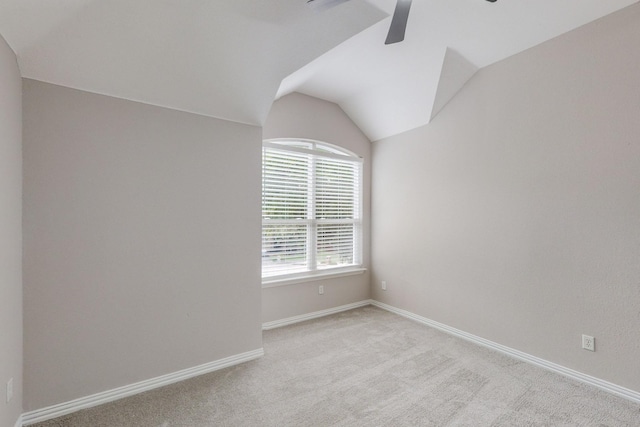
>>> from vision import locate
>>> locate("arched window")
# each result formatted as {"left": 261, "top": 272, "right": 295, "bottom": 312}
{"left": 262, "top": 139, "right": 363, "bottom": 281}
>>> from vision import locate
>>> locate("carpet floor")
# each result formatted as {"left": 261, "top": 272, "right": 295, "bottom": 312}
{"left": 33, "top": 306, "right": 640, "bottom": 426}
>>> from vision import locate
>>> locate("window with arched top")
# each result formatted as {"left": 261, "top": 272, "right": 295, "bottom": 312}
{"left": 262, "top": 139, "right": 363, "bottom": 282}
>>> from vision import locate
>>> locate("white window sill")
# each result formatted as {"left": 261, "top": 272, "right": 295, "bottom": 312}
{"left": 262, "top": 267, "right": 367, "bottom": 288}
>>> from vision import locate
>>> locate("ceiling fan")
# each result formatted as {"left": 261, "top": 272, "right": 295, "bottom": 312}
{"left": 306, "top": 0, "right": 412, "bottom": 44}
{"left": 307, "top": 0, "right": 496, "bottom": 45}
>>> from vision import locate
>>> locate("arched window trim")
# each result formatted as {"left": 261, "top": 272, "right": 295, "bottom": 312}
{"left": 263, "top": 138, "right": 363, "bottom": 163}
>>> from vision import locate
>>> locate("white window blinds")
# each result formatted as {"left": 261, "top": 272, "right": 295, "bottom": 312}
{"left": 262, "top": 140, "right": 362, "bottom": 280}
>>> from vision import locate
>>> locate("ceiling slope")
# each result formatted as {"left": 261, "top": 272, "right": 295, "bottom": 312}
{"left": 278, "top": 0, "right": 638, "bottom": 141}
{"left": 1, "top": 0, "right": 638, "bottom": 139}
{"left": 430, "top": 48, "right": 478, "bottom": 122}
{"left": 0, "top": 0, "right": 386, "bottom": 126}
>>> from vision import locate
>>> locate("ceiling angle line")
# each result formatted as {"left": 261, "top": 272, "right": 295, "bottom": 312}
{"left": 306, "top": 0, "right": 351, "bottom": 12}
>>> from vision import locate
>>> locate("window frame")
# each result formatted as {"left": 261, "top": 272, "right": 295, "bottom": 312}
{"left": 261, "top": 138, "right": 365, "bottom": 286}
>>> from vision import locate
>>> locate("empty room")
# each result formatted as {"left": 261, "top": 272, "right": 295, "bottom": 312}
{"left": 1, "top": 0, "right": 640, "bottom": 426}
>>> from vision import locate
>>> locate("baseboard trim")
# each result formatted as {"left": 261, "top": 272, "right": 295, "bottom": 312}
{"left": 14, "top": 415, "right": 23, "bottom": 427}
{"left": 370, "top": 300, "right": 640, "bottom": 404}
{"left": 21, "top": 348, "right": 264, "bottom": 426}
{"left": 262, "top": 300, "right": 373, "bottom": 330}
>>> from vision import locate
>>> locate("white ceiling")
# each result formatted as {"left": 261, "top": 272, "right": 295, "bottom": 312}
{"left": 0, "top": 0, "right": 385, "bottom": 125}
{"left": 278, "top": 0, "right": 639, "bottom": 141}
{"left": 1, "top": 0, "right": 637, "bottom": 140}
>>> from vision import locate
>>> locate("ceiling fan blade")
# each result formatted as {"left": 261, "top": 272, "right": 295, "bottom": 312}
{"left": 385, "top": 0, "right": 412, "bottom": 45}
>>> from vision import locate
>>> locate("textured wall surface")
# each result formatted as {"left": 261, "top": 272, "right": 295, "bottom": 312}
{"left": 23, "top": 80, "right": 263, "bottom": 410}
{"left": 371, "top": 4, "right": 640, "bottom": 392}
{"left": 262, "top": 93, "right": 372, "bottom": 323}
{"left": 0, "top": 33, "right": 23, "bottom": 427}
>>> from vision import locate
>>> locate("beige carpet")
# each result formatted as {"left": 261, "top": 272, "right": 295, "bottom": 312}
{"left": 33, "top": 306, "right": 640, "bottom": 426}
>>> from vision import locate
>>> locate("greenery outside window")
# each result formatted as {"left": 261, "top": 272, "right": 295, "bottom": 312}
{"left": 262, "top": 139, "right": 363, "bottom": 282}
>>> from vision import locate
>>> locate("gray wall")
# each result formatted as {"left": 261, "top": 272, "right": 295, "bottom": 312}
{"left": 371, "top": 5, "right": 640, "bottom": 392}
{"left": 262, "top": 93, "right": 372, "bottom": 323}
{"left": 22, "top": 80, "right": 263, "bottom": 410}
{"left": 0, "top": 34, "right": 23, "bottom": 427}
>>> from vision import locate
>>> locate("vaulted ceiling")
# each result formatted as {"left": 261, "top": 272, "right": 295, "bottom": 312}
{"left": 1, "top": 0, "right": 637, "bottom": 141}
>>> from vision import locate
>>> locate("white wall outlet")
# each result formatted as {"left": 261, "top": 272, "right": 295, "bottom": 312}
{"left": 381, "top": 281, "right": 387, "bottom": 291}
{"left": 582, "top": 334, "right": 595, "bottom": 352}
{"left": 6, "top": 377, "right": 13, "bottom": 403}
{"left": 318, "top": 285, "right": 324, "bottom": 295}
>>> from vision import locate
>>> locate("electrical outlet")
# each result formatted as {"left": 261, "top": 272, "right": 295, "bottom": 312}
{"left": 381, "top": 281, "right": 387, "bottom": 291}
{"left": 6, "top": 378, "right": 13, "bottom": 403}
{"left": 318, "top": 285, "right": 324, "bottom": 295}
{"left": 582, "top": 334, "right": 595, "bottom": 352}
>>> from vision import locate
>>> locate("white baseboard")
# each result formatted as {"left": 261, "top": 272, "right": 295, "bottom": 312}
{"left": 262, "top": 300, "right": 373, "bottom": 330}
{"left": 21, "top": 301, "right": 640, "bottom": 425}
{"left": 370, "top": 300, "right": 640, "bottom": 404}
{"left": 21, "top": 348, "right": 264, "bottom": 426}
